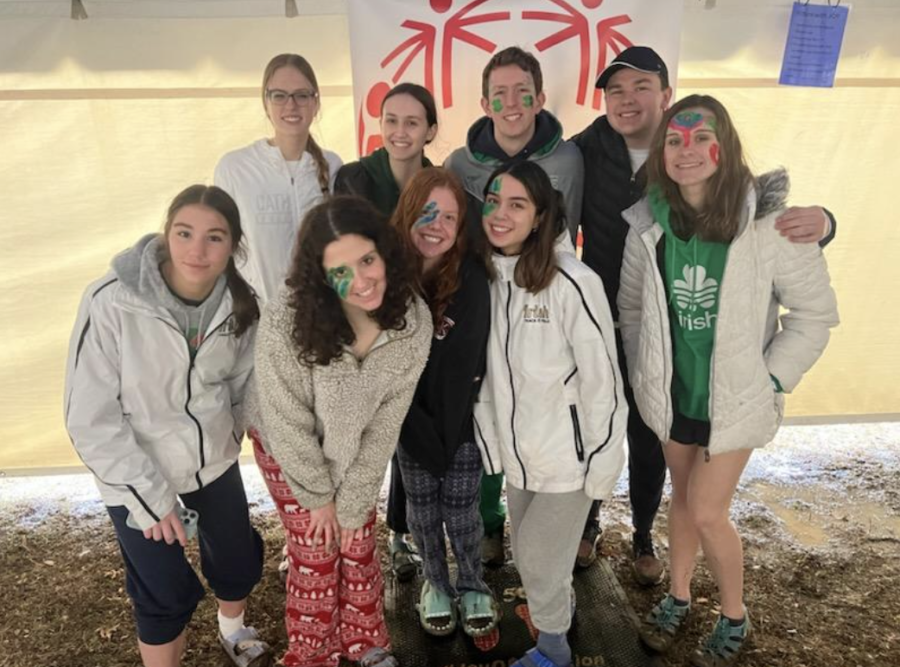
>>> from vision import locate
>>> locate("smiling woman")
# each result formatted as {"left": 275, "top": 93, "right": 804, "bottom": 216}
{"left": 213, "top": 53, "right": 343, "bottom": 304}
{"left": 245, "top": 195, "right": 432, "bottom": 667}
{"left": 387, "top": 167, "right": 498, "bottom": 639}
{"left": 333, "top": 81, "right": 441, "bottom": 582}
{"left": 63, "top": 184, "right": 268, "bottom": 667}
{"left": 334, "top": 82, "right": 438, "bottom": 217}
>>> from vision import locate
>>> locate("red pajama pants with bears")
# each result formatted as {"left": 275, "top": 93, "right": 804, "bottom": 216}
{"left": 253, "top": 435, "right": 389, "bottom": 667}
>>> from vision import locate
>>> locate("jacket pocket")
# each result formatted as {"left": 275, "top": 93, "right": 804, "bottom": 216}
{"left": 563, "top": 367, "right": 584, "bottom": 462}
{"left": 569, "top": 405, "right": 585, "bottom": 463}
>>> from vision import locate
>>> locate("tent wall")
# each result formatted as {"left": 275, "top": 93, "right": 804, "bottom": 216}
{"left": 1, "top": 1, "right": 898, "bottom": 470}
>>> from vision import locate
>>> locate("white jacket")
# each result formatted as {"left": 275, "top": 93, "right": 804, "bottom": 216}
{"left": 474, "top": 250, "right": 628, "bottom": 500}
{"left": 64, "top": 239, "right": 256, "bottom": 529}
{"left": 214, "top": 139, "right": 342, "bottom": 302}
{"left": 618, "top": 172, "right": 839, "bottom": 456}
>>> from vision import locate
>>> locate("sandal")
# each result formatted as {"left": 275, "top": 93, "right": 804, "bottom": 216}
{"left": 640, "top": 594, "right": 690, "bottom": 653}
{"left": 690, "top": 608, "right": 751, "bottom": 667}
{"left": 575, "top": 525, "right": 602, "bottom": 569}
{"left": 416, "top": 580, "right": 457, "bottom": 636}
{"left": 358, "top": 646, "right": 399, "bottom": 667}
{"left": 390, "top": 533, "right": 420, "bottom": 582}
{"left": 511, "top": 647, "right": 571, "bottom": 667}
{"left": 458, "top": 590, "right": 500, "bottom": 638}
{"left": 218, "top": 626, "right": 272, "bottom": 667}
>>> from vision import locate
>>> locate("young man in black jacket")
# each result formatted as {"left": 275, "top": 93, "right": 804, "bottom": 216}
{"left": 571, "top": 46, "right": 836, "bottom": 584}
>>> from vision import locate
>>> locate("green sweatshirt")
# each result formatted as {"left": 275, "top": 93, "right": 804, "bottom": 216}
{"left": 649, "top": 190, "right": 730, "bottom": 422}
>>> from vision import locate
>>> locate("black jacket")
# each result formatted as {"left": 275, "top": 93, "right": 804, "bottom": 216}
{"left": 398, "top": 255, "right": 491, "bottom": 477}
{"left": 570, "top": 116, "right": 644, "bottom": 320}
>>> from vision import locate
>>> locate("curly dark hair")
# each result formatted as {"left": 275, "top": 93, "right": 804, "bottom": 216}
{"left": 285, "top": 195, "right": 416, "bottom": 366}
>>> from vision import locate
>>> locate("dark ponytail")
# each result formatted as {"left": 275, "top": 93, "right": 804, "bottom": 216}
{"left": 224, "top": 258, "right": 260, "bottom": 337}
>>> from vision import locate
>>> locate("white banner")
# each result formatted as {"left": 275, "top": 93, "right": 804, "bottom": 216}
{"left": 347, "top": 0, "right": 683, "bottom": 162}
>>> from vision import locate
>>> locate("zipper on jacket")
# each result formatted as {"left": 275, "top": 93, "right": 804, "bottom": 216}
{"left": 650, "top": 235, "right": 673, "bottom": 439}
{"left": 186, "top": 314, "right": 237, "bottom": 485}
{"left": 569, "top": 405, "right": 585, "bottom": 462}
{"left": 503, "top": 283, "right": 527, "bottom": 488}
{"left": 154, "top": 314, "right": 234, "bottom": 489}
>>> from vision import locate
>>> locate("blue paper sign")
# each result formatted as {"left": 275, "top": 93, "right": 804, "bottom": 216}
{"left": 779, "top": 2, "right": 850, "bottom": 88}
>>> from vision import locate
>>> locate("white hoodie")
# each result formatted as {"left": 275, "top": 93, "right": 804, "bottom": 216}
{"left": 64, "top": 235, "right": 256, "bottom": 529}
{"left": 473, "top": 249, "right": 628, "bottom": 500}
{"left": 214, "top": 139, "right": 342, "bottom": 302}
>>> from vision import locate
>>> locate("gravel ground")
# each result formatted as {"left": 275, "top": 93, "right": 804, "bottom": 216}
{"left": 2, "top": 421, "right": 899, "bottom": 667}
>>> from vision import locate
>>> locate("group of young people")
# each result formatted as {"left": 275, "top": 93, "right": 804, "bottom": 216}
{"left": 64, "top": 43, "right": 839, "bottom": 667}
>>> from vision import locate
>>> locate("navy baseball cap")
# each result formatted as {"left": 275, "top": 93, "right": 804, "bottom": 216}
{"left": 595, "top": 46, "right": 669, "bottom": 89}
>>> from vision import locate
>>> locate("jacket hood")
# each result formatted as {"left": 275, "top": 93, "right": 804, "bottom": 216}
{"left": 466, "top": 110, "right": 563, "bottom": 165}
{"left": 622, "top": 168, "right": 792, "bottom": 234}
{"left": 112, "top": 233, "right": 227, "bottom": 330}
{"left": 754, "top": 168, "right": 790, "bottom": 219}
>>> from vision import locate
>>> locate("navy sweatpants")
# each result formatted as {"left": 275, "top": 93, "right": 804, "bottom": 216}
{"left": 107, "top": 463, "right": 264, "bottom": 644}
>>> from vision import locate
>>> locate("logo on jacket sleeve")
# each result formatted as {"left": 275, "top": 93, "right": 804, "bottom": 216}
{"left": 522, "top": 304, "right": 550, "bottom": 323}
{"left": 435, "top": 315, "right": 456, "bottom": 340}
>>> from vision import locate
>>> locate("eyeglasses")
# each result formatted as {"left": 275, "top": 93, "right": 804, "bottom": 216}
{"left": 265, "top": 89, "right": 318, "bottom": 106}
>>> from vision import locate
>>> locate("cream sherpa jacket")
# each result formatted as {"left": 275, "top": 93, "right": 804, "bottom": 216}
{"left": 248, "top": 291, "right": 432, "bottom": 529}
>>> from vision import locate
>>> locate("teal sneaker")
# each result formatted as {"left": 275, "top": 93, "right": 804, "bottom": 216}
{"left": 690, "top": 608, "right": 751, "bottom": 667}
{"left": 639, "top": 594, "right": 690, "bottom": 652}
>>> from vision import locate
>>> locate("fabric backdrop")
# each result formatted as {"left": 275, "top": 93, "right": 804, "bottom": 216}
{"left": 0, "top": 0, "right": 897, "bottom": 470}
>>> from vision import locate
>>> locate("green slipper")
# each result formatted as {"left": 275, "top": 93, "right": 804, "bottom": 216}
{"left": 416, "top": 580, "right": 457, "bottom": 637}
{"left": 458, "top": 589, "right": 500, "bottom": 638}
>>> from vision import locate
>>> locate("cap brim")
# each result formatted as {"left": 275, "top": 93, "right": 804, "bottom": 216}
{"left": 595, "top": 62, "right": 661, "bottom": 89}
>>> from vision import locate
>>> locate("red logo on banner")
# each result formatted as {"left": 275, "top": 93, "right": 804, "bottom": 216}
{"left": 356, "top": 0, "right": 635, "bottom": 155}
{"left": 525, "top": 0, "right": 633, "bottom": 110}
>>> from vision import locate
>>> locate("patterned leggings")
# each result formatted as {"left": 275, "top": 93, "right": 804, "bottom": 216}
{"left": 397, "top": 440, "right": 490, "bottom": 598}
{"left": 253, "top": 435, "right": 389, "bottom": 667}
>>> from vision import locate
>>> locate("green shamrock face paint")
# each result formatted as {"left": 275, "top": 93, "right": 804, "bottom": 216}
{"left": 523, "top": 94, "right": 534, "bottom": 108}
{"left": 326, "top": 265, "right": 354, "bottom": 300}
{"left": 414, "top": 200, "right": 439, "bottom": 229}
{"left": 491, "top": 98, "right": 503, "bottom": 113}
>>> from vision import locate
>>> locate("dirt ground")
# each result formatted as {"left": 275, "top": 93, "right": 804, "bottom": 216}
{"left": 2, "top": 423, "right": 899, "bottom": 667}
